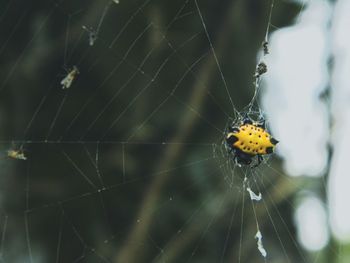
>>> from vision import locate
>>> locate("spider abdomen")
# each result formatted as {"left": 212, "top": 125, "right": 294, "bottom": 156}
{"left": 227, "top": 124, "right": 277, "bottom": 155}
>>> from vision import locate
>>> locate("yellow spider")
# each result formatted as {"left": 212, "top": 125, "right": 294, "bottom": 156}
{"left": 226, "top": 116, "right": 278, "bottom": 166}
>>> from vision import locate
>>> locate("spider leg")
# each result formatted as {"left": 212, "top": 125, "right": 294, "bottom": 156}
{"left": 257, "top": 119, "right": 266, "bottom": 129}
{"left": 233, "top": 155, "right": 238, "bottom": 165}
{"left": 252, "top": 155, "right": 263, "bottom": 168}
{"left": 243, "top": 114, "right": 253, "bottom": 125}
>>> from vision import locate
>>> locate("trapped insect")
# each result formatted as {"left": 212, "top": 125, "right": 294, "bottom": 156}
{"left": 8, "top": 149, "right": 27, "bottom": 160}
{"left": 254, "top": 62, "right": 267, "bottom": 79}
{"left": 82, "top": 26, "right": 98, "bottom": 46}
{"left": 61, "top": 66, "right": 79, "bottom": 89}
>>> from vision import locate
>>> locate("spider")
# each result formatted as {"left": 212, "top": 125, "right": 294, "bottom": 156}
{"left": 225, "top": 116, "right": 278, "bottom": 167}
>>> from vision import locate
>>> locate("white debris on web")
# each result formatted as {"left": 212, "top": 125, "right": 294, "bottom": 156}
{"left": 255, "top": 230, "right": 267, "bottom": 258}
{"left": 61, "top": 66, "right": 79, "bottom": 89}
{"left": 8, "top": 150, "right": 27, "bottom": 160}
{"left": 113, "top": 0, "right": 119, "bottom": 4}
{"left": 247, "top": 187, "right": 262, "bottom": 201}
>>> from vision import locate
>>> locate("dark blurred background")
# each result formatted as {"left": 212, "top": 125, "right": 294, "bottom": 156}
{"left": 0, "top": 0, "right": 336, "bottom": 262}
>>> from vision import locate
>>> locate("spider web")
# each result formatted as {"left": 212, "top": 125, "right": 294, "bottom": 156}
{"left": 0, "top": 0, "right": 331, "bottom": 262}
